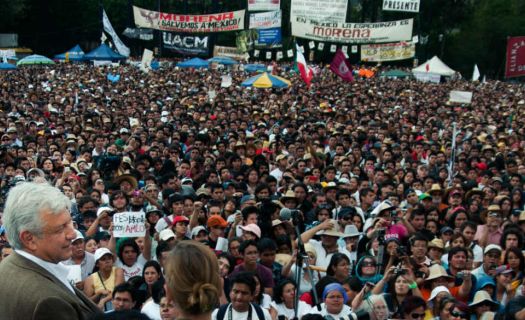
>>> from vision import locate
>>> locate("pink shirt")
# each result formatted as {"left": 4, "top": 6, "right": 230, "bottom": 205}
{"left": 474, "top": 224, "right": 503, "bottom": 245}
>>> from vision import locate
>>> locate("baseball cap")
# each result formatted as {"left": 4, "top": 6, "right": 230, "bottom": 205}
{"left": 240, "top": 224, "right": 261, "bottom": 238}
{"left": 94, "top": 248, "right": 113, "bottom": 262}
{"left": 484, "top": 244, "right": 502, "bottom": 255}
{"left": 97, "top": 206, "right": 113, "bottom": 217}
{"left": 159, "top": 229, "right": 176, "bottom": 241}
{"left": 276, "top": 154, "right": 288, "bottom": 161}
{"left": 72, "top": 230, "right": 84, "bottom": 243}
{"left": 495, "top": 265, "right": 514, "bottom": 275}
{"left": 419, "top": 193, "right": 432, "bottom": 201}
{"left": 207, "top": 215, "right": 228, "bottom": 228}
{"left": 173, "top": 215, "right": 190, "bottom": 224}
{"left": 191, "top": 226, "right": 207, "bottom": 238}
{"left": 440, "top": 226, "right": 453, "bottom": 234}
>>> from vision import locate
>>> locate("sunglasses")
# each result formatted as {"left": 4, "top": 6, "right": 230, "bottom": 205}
{"left": 450, "top": 311, "right": 467, "bottom": 318}
{"left": 411, "top": 313, "right": 426, "bottom": 319}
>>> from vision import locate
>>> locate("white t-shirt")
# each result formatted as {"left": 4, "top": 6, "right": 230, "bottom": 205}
{"left": 211, "top": 304, "right": 272, "bottom": 320}
{"left": 308, "top": 303, "right": 354, "bottom": 319}
{"left": 116, "top": 254, "right": 147, "bottom": 280}
{"left": 270, "top": 300, "right": 312, "bottom": 320}
{"left": 141, "top": 299, "right": 161, "bottom": 320}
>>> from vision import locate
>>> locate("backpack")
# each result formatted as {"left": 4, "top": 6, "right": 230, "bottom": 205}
{"left": 216, "top": 303, "right": 265, "bottom": 320}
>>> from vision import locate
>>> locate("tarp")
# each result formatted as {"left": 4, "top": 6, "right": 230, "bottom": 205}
{"left": 0, "top": 62, "right": 16, "bottom": 70}
{"left": 176, "top": 57, "right": 209, "bottom": 68}
{"left": 54, "top": 45, "right": 85, "bottom": 61}
{"left": 207, "top": 56, "right": 238, "bottom": 65}
{"left": 380, "top": 69, "right": 412, "bottom": 78}
{"left": 84, "top": 44, "right": 126, "bottom": 61}
{"left": 244, "top": 64, "right": 267, "bottom": 73}
{"left": 412, "top": 56, "right": 455, "bottom": 77}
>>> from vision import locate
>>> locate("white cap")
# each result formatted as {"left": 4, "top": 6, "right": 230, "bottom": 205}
{"left": 159, "top": 229, "right": 176, "bottom": 241}
{"left": 484, "top": 244, "right": 502, "bottom": 255}
{"left": 72, "top": 230, "right": 84, "bottom": 243}
{"left": 97, "top": 206, "right": 113, "bottom": 217}
{"left": 429, "top": 285, "right": 450, "bottom": 301}
{"left": 94, "top": 248, "right": 113, "bottom": 262}
{"left": 191, "top": 226, "right": 207, "bottom": 238}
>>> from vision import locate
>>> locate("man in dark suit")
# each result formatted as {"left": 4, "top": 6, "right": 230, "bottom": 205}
{"left": 0, "top": 182, "right": 101, "bottom": 319}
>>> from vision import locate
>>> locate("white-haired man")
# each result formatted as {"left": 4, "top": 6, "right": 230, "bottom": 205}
{"left": 0, "top": 182, "right": 100, "bottom": 319}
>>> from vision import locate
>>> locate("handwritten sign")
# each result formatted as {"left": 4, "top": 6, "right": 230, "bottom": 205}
{"left": 113, "top": 212, "right": 146, "bottom": 237}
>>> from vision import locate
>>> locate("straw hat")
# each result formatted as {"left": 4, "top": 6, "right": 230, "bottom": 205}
{"left": 465, "top": 188, "right": 484, "bottom": 200}
{"left": 425, "top": 264, "right": 454, "bottom": 282}
{"left": 468, "top": 290, "right": 498, "bottom": 309}
{"left": 113, "top": 174, "right": 138, "bottom": 190}
{"left": 428, "top": 184, "right": 443, "bottom": 196}
{"left": 428, "top": 238, "right": 445, "bottom": 250}
{"left": 317, "top": 219, "right": 344, "bottom": 238}
{"left": 280, "top": 190, "right": 297, "bottom": 203}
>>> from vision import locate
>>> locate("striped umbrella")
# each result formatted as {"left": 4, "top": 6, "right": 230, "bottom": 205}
{"left": 17, "top": 54, "right": 55, "bottom": 66}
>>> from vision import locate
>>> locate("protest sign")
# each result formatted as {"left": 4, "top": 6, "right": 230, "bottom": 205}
{"left": 361, "top": 42, "right": 415, "bottom": 62}
{"left": 113, "top": 212, "right": 146, "bottom": 237}
{"left": 134, "top": 6, "right": 245, "bottom": 33}
{"left": 291, "top": 0, "right": 348, "bottom": 23}
{"left": 248, "top": 0, "right": 280, "bottom": 12}
{"left": 505, "top": 36, "right": 525, "bottom": 78}
{"left": 249, "top": 11, "right": 281, "bottom": 29}
{"left": 292, "top": 18, "right": 413, "bottom": 43}
{"left": 382, "top": 0, "right": 420, "bottom": 12}
{"left": 449, "top": 90, "right": 473, "bottom": 104}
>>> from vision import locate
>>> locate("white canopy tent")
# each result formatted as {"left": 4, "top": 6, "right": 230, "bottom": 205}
{"left": 412, "top": 56, "right": 456, "bottom": 83}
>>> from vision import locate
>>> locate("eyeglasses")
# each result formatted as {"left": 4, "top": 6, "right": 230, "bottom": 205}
{"left": 450, "top": 311, "right": 467, "bottom": 318}
{"left": 411, "top": 313, "right": 426, "bottom": 319}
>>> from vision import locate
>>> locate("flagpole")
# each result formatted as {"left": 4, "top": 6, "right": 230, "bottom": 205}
{"left": 447, "top": 122, "right": 458, "bottom": 188}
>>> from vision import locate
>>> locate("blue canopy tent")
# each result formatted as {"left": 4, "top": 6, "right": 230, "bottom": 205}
{"left": 176, "top": 57, "right": 209, "bottom": 69}
{"left": 54, "top": 45, "right": 85, "bottom": 61}
{"left": 0, "top": 63, "right": 16, "bottom": 70}
{"left": 207, "top": 56, "right": 238, "bottom": 65}
{"left": 84, "top": 44, "right": 126, "bottom": 61}
{"left": 244, "top": 64, "right": 267, "bottom": 73}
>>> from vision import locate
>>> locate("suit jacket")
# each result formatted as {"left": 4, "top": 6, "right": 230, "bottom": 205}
{"left": 0, "top": 252, "right": 101, "bottom": 320}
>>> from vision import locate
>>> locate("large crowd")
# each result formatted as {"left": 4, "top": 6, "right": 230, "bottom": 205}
{"left": 0, "top": 61, "right": 525, "bottom": 320}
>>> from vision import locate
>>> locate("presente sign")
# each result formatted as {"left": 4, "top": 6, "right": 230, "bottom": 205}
{"left": 505, "top": 36, "right": 525, "bottom": 78}
{"left": 113, "top": 212, "right": 146, "bottom": 237}
{"left": 133, "top": 6, "right": 245, "bottom": 33}
{"left": 249, "top": 11, "right": 281, "bottom": 29}
{"left": 162, "top": 32, "right": 209, "bottom": 55}
{"left": 248, "top": 0, "right": 280, "bottom": 11}
{"left": 291, "top": 0, "right": 348, "bottom": 23}
{"left": 382, "top": 0, "right": 420, "bottom": 13}
{"left": 361, "top": 42, "right": 415, "bottom": 61}
{"left": 292, "top": 18, "right": 413, "bottom": 43}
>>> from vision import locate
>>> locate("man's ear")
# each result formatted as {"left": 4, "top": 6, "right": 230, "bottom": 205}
{"left": 19, "top": 230, "right": 38, "bottom": 251}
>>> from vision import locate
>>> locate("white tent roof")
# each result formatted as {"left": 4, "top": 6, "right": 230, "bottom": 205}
{"left": 412, "top": 56, "right": 456, "bottom": 76}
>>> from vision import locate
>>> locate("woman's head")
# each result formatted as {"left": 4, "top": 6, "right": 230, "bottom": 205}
{"left": 274, "top": 279, "right": 296, "bottom": 304}
{"left": 322, "top": 283, "right": 348, "bottom": 315}
{"left": 359, "top": 256, "right": 377, "bottom": 277}
{"left": 326, "top": 253, "right": 351, "bottom": 279}
{"left": 165, "top": 241, "right": 220, "bottom": 316}
{"left": 504, "top": 246, "right": 525, "bottom": 272}
{"left": 360, "top": 294, "right": 389, "bottom": 320}
{"left": 118, "top": 239, "right": 140, "bottom": 267}
{"left": 401, "top": 296, "right": 427, "bottom": 320}
{"left": 143, "top": 260, "right": 163, "bottom": 285}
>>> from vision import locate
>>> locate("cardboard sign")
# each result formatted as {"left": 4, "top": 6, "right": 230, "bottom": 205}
{"left": 113, "top": 212, "right": 146, "bottom": 237}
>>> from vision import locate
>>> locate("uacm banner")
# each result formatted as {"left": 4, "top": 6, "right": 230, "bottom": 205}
{"left": 382, "top": 0, "right": 420, "bottom": 13}
{"left": 248, "top": 0, "right": 280, "bottom": 11}
{"left": 291, "top": 0, "right": 348, "bottom": 23}
{"left": 133, "top": 6, "right": 244, "bottom": 33}
{"left": 249, "top": 11, "right": 281, "bottom": 29}
{"left": 361, "top": 42, "right": 415, "bottom": 61}
{"left": 162, "top": 32, "right": 209, "bottom": 55}
{"left": 292, "top": 18, "right": 413, "bottom": 43}
{"left": 505, "top": 36, "right": 525, "bottom": 78}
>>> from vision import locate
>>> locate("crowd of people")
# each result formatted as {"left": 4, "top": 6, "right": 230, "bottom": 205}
{"left": 0, "top": 60, "right": 525, "bottom": 320}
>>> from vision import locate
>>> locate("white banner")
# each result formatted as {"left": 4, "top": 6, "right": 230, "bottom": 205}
{"left": 113, "top": 212, "right": 146, "bottom": 237}
{"left": 213, "top": 45, "right": 250, "bottom": 60}
{"left": 291, "top": 0, "right": 348, "bottom": 23}
{"left": 361, "top": 42, "right": 415, "bottom": 62}
{"left": 221, "top": 75, "right": 232, "bottom": 87}
{"left": 103, "top": 9, "right": 130, "bottom": 57}
{"left": 382, "top": 0, "right": 420, "bottom": 13}
{"left": 292, "top": 18, "right": 413, "bottom": 44}
{"left": 140, "top": 49, "right": 154, "bottom": 73}
{"left": 248, "top": 0, "right": 280, "bottom": 11}
{"left": 449, "top": 90, "right": 473, "bottom": 104}
{"left": 414, "top": 72, "right": 441, "bottom": 83}
{"left": 133, "top": 6, "right": 245, "bottom": 33}
{"left": 249, "top": 10, "right": 281, "bottom": 29}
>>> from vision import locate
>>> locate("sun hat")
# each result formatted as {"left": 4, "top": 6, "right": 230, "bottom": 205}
{"left": 425, "top": 264, "right": 454, "bottom": 282}
{"left": 468, "top": 290, "right": 498, "bottom": 309}
{"left": 240, "top": 223, "right": 261, "bottom": 238}
{"left": 429, "top": 286, "right": 450, "bottom": 301}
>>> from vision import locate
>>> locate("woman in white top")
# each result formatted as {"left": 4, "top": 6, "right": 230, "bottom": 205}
{"left": 270, "top": 279, "right": 312, "bottom": 320}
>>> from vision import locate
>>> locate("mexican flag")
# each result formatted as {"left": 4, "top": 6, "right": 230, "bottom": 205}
{"left": 295, "top": 44, "right": 313, "bottom": 86}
